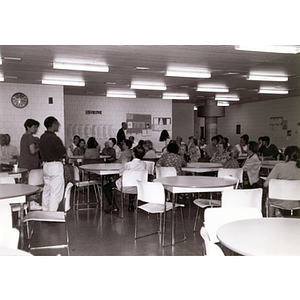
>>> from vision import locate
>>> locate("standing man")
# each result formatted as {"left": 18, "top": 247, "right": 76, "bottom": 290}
{"left": 39, "top": 116, "right": 66, "bottom": 211}
{"left": 117, "top": 122, "right": 127, "bottom": 146}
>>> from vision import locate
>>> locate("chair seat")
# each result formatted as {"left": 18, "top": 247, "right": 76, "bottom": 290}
{"left": 24, "top": 211, "right": 65, "bottom": 222}
{"left": 138, "top": 202, "right": 184, "bottom": 214}
{"left": 193, "top": 199, "right": 221, "bottom": 208}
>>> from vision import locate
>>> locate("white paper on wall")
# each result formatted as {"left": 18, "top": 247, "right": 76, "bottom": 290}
{"left": 72, "top": 124, "right": 79, "bottom": 137}
{"left": 103, "top": 125, "right": 109, "bottom": 139}
{"left": 92, "top": 125, "right": 97, "bottom": 137}
{"left": 79, "top": 124, "right": 84, "bottom": 137}
{"left": 108, "top": 125, "right": 114, "bottom": 138}
{"left": 67, "top": 124, "right": 73, "bottom": 140}
{"left": 84, "top": 124, "right": 91, "bottom": 138}
{"left": 97, "top": 125, "right": 103, "bottom": 139}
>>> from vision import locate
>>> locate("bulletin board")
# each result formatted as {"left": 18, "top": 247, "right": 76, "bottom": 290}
{"left": 126, "top": 113, "right": 151, "bottom": 134}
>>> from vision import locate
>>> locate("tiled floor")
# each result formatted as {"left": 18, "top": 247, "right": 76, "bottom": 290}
{"left": 25, "top": 191, "right": 205, "bottom": 256}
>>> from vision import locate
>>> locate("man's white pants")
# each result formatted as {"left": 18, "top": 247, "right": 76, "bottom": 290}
{"left": 42, "top": 162, "right": 64, "bottom": 211}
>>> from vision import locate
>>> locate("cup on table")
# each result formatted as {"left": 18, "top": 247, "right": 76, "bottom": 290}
{"left": 13, "top": 164, "right": 18, "bottom": 171}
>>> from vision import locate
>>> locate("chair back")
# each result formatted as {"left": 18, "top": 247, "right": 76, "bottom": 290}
{"left": 200, "top": 227, "right": 224, "bottom": 256}
{"left": 155, "top": 166, "right": 177, "bottom": 178}
{"left": 137, "top": 180, "right": 165, "bottom": 204}
{"left": 28, "top": 169, "right": 44, "bottom": 186}
{"left": 221, "top": 188, "right": 263, "bottom": 210}
{"left": 143, "top": 161, "right": 155, "bottom": 175}
{"left": 74, "top": 166, "right": 80, "bottom": 182}
{"left": 0, "top": 227, "right": 19, "bottom": 249}
{"left": 0, "top": 203, "right": 13, "bottom": 228}
{"left": 218, "top": 168, "right": 243, "bottom": 188}
{"left": 122, "top": 169, "right": 148, "bottom": 188}
{"left": 0, "top": 173, "right": 9, "bottom": 177}
{"left": 0, "top": 176, "right": 15, "bottom": 184}
{"left": 269, "top": 179, "right": 300, "bottom": 201}
{"left": 64, "top": 182, "right": 73, "bottom": 212}
{"left": 204, "top": 207, "right": 262, "bottom": 243}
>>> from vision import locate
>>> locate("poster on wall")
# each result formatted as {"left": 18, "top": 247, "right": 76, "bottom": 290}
{"left": 269, "top": 117, "right": 283, "bottom": 131}
{"left": 153, "top": 117, "right": 171, "bottom": 131}
{"left": 126, "top": 114, "right": 151, "bottom": 134}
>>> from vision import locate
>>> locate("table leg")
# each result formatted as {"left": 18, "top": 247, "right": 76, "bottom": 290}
{"left": 20, "top": 203, "right": 24, "bottom": 249}
{"left": 171, "top": 192, "right": 176, "bottom": 246}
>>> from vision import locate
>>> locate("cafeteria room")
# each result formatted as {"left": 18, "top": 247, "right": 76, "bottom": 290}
{"left": 0, "top": 44, "right": 300, "bottom": 261}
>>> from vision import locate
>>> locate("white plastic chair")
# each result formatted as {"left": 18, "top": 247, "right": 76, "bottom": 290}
{"left": 155, "top": 166, "right": 177, "bottom": 178}
{"left": 193, "top": 168, "right": 242, "bottom": 231}
{"left": 73, "top": 166, "right": 101, "bottom": 210}
{"left": 266, "top": 179, "right": 300, "bottom": 217}
{"left": 27, "top": 169, "right": 44, "bottom": 210}
{"left": 143, "top": 161, "right": 155, "bottom": 176}
{"left": 0, "top": 176, "right": 28, "bottom": 220}
{"left": 200, "top": 226, "right": 224, "bottom": 256}
{"left": 23, "top": 182, "right": 73, "bottom": 255}
{"left": 135, "top": 181, "right": 185, "bottom": 246}
{"left": 221, "top": 188, "right": 263, "bottom": 211}
{"left": 204, "top": 207, "right": 263, "bottom": 243}
{"left": 114, "top": 169, "right": 148, "bottom": 218}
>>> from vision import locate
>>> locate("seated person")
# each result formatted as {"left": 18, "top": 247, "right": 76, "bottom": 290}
{"left": 258, "top": 136, "right": 279, "bottom": 160}
{"left": 143, "top": 140, "right": 156, "bottom": 159}
{"left": 210, "top": 141, "right": 239, "bottom": 168}
{"left": 73, "top": 138, "right": 86, "bottom": 156}
{"left": 116, "top": 139, "right": 132, "bottom": 163}
{"left": 0, "top": 134, "right": 19, "bottom": 160}
{"left": 178, "top": 143, "right": 189, "bottom": 163}
{"left": 103, "top": 146, "right": 147, "bottom": 213}
{"left": 264, "top": 146, "right": 300, "bottom": 217}
{"left": 156, "top": 142, "right": 187, "bottom": 175}
{"left": 233, "top": 134, "right": 249, "bottom": 159}
{"left": 109, "top": 137, "right": 121, "bottom": 159}
{"left": 242, "top": 141, "right": 262, "bottom": 188}
{"left": 67, "top": 135, "right": 80, "bottom": 157}
{"left": 101, "top": 140, "right": 116, "bottom": 163}
{"left": 128, "top": 136, "right": 138, "bottom": 148}
{"left": 198, "top": 137, "right": 207, "bottom": 158}
{"left": 187, "top": 136, "right": 201, "bottom": 162}
{"left": 83, "top": 137, "right": 101, "bottom": 161}
{"left": 204, "top": 136, "right": 219, "bottom": 159}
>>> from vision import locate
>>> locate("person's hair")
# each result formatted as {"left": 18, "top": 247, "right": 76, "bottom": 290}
{"left": 219, "top": 141, "right": 228, "bottom": 151}
{"left": 128, "top": 136, "right": 135, "bottom": 142}
{"left": 44, "top": 116, "right": 58, "bottom": 129}
{"left": 200, "top": 137, "right": 206, "bottom": 142}
{"left": 176, "top": 136, "right": 182, "bottom": 143}
{"left": 284, "top": 146, "right": 300, "bottom": 168}
{"left": 211, "top": 136, "right": 219, "bottom": 142}
{"left": 241, "top": 134, "right": 249, "bottom": 144}
{"left": 179, "top": 143, "right": 187, "bottom": 152}
{"left": 143, "top": 140, "right": 153, "bottom": 150}
{"left": 159, "top": 130, "right": 170, "bottom": 142}
{"left": 87, "top": 137, "right": 98, "bottom": 149}
{"left": 109, "top": 137, "right": 117, "bottom": 145}
{"left": 124, "top": 139, "right": 133, "bottom": 149}
{"left": 78, "top": 138, "right": 85, "bottom": 145}
{"left": 217, "top": 134, "right": 223, "bottom": 143}
{"left": 137, "top": 139, "right": 144, "bottom": 147}
{"left": 258, "top": 136, "right": 264, "bottom": 142}
{"left": 223, "top": 137, "right": 229, "bottom": 144}
{"left": 261, "top": 136, "right": 270, "bottom": 145}
{"left": 24, "top": 119, "right": 40, "bottom": 130}
{"left": 167, "top": 142, "right": 179, "bottom": 154}
{"left": 248, "top": 141, "right": 259, "bottom": 154}
{"left": 133, "top": 145, "right": 145, "bottom": 159}
{"left": 73, "top": 135, "right": 80, "bottom": 142}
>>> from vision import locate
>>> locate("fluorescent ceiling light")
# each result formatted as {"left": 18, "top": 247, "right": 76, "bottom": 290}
{"left": 215, "top": 94, "right": 239, "bottom": 101}
{"left": 42, "top": 79, "right": 85, "bottom": 86}
{"left": 235, "top": 45, "right": 300, "bottom": 54}
{"left": 166, "top": 68, "right": 211, "bottom": 78}
{"left": 0, "top": 58, "right": 2, "bottom": 65}
{"left": 162, "top": 93, "right": 189, "bottom": 100}
{"left": 0, "top": 76, "right": 4, "bottom": 81}
{"left": 258, "top": 88, "right": 288, "bottom": 94}
{"left": 134, "top": 67, "right": 149, "bottom": 70}
{"left": 53, "top": 62, "right": 109, "bottom": 72}
{"left": 194, "top": 106, "right": 198, "bottom": 110}
{"left": 217, "top": 101, "right": 230, "bottom": 106}
{"left": 247, "top": 74, "right": 288, "bottom": 81}
{"left": 130, "top": 82, "right": 166, "bottom": 90}
{"left": 3, "top": 57, "right": 21, "bottom": 61}
{"left": 106, "top": 90, "right": 136, "bottom": 98}
{"left": 197, "top": 86, "right": 229, "bottom": 93}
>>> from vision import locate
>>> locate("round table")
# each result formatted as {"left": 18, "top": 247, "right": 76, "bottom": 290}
{"left": 155, "top": 176, "right": 237, "bottom": 246}
{"left": 182, "top": 162, "right": 222, "bottom": 174}
{"left": 261, "top": 160, "right": 282, "bottom": 170}
{"left": 217, "top": 218, "right": 300, "bottom": 256}
{"left": 0, "top": 168, "right": 28, "bottom": 183}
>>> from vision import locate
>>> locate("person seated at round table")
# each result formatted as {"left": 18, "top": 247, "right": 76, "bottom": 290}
{"left": 178, "top": 143, "right": 189, "bottom": 163}
{"left": 233, "top": 134, "right": 249, "bottom": 159}
{"left": 101, "top": 140, "right": 116, "bottom": 163}
{"left": 143, "top": 140, "right": 156, "bottom": 159}
{"left": 258, "top": 136, "right": 279, "bottom": 160}
{"left": 83, "top": 137, "right": 101, "bottom": 161}
{"left": 210, "top": 141, "right": 239, "bottom": 168}
{"left": 67, "top": 135, "right": 80, "bottom": 157}
{"left": 73, "top": 138, "right": 86, "bottom": 156}
{"left": 1, "top": 134, "right": 19, "bottom": 160}
{"left": 264, "top": 146, "right": 300, "bottom": 217}
{"left": 156, "top": 142, "right": 187, "bottom": 175}
{"left": 187, "top": 136, "right": 201, "bottom": 162}
{"left": 116, "top": 139, "right": 132, "bottom": 163}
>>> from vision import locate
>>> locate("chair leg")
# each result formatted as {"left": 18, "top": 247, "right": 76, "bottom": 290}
{"left": 180, "top": 207, "right": 186, "bottom": 241}
{"left": 193, "top": 206, "right": 200, "bottom": 231}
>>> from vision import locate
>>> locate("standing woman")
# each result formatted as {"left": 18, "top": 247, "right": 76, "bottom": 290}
{"left": 159, "top": 130, "right": 170, "bottom": 152}
{"left": 19, "top": 119, "right": 41, "bottom": 180}
{"left": 264, "top": 146, "right": 300, "bottom": 217}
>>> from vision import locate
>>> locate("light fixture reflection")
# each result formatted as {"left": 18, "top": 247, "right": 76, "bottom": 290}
{"left": 106, "top": 90, "right": 136, "bottom": 98}
{"left": 166, "top": 68, "right": 211, "bottom": 78}
{"left": 258, "top": 88, "right": 288, "bottom": 94}
{"left": 130, "top": 82, "right": 166, "bottom": 90}
{"left": 247, "top": 74, "right": 288, "bottom": 81}
{"left": 162, "top": 93, "right": 189, "bottom": 100}
{"left": 42, "top": 79, "right": 85, "bottom": 86}
{"left": 53, "top": 62, "right": 109, "bottom": 72}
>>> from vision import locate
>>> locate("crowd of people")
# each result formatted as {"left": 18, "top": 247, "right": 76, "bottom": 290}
{"left": 2, "top": 120, "right": 300, "bottom": 218}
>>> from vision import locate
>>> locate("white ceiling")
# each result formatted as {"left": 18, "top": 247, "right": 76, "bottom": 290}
{"left": 0, "top": 45, "right": 299, "bottom": 105}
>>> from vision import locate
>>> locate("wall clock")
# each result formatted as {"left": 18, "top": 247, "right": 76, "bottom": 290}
{"left": 11, "top": 92, "right": 29, "bottom": 108}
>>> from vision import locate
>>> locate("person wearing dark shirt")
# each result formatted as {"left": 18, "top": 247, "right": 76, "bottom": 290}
{"left": 101, "top": 140, "right": 116, "bottom": 163}
{"left": 117, "top": 122, "right": 127, "bottom": 145}
{"left": 40, "top": 116, "right": 66, "bottom": 211}
{"left": 259, "top": 136, "right": 279, "bottom": 160}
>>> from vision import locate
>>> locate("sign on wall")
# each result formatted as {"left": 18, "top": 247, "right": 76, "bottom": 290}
{"left": 153, "top": 117, "right": 171, "bottom": 131}
{"left": 126, "top": 113, "right": 151, "bottom": 134}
